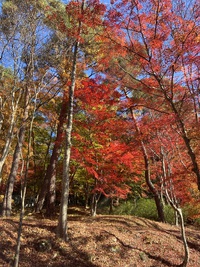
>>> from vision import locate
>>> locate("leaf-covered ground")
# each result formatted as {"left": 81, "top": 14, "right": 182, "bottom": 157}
{"left": 0, "top": 207, "right": 200, "bottom": 267}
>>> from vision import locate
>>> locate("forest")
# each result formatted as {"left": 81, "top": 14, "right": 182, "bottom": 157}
{"left": 0, "top": 0, "right": 199, "bottom": 266}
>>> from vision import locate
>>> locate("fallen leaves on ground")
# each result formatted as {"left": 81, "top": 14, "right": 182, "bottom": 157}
{"left": 0, "top": 207, "right": 200, "bottom": 267}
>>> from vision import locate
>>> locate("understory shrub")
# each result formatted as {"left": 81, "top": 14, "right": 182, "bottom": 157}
{"left": 164, "top": 205, "right": 175, "bottom": 224}
{"left": 113, "top": 198, "right": 158, "bottom": 221}
{"left": 182, "top": 203, "right": 200, "bottom": 225}
{"left": 113, "top": 198, "right": 186, "bottom": 224}
{"left": 101, "top": 198, "right": 200, "bottom": 225}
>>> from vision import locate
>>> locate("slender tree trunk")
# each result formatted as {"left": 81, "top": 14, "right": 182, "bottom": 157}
{"left": 84, "top": 182, "right": 90, "bottom": 209}
{"left": 162, "top": 150, "right": 189, "bottom": 266}
{"left": 0, "top": 90, "right": 22, "bottom": 183}
{"left": 163, "top": 89, "right": 200, "bottom": 191}
{"left": 13, "top": 187, "right": 25, "bottom": 267}
{"left": 178, "top": 208, "right": 190, "bottom": 267}
{"left": 175, "top": 210, "right": 179, "bottom": 226}
{"left": 126, "top": 98, "right": 165, "bottom": 222}
{"left": 2, "top": 80, "right": 30, "bottom": 217}
{"left": 91, "top": 194, "right": 97, "bottom": 217}
{"left": 12, "top": 158, "right": 25, "bottom": 267}
{"left": 91, "top": 192, "right": 101, "bottom": 217}
{"left": 1, "top": 5, "right": 37, "bottom": 215}
{"left": 13, "top": 103, "right": 34, "bottom": 267}
{"left": 2, "top": 115, "right": 28, "bottom": 216}
{"left": 142, "top": 141, "right": 165, "bottom": 222}
{"left": 56, "top": 0, "right": 85, "bottom": 241}
{"left": 56, "top": 41, "right": 79, "bottom": 241}
{"left": 165, "top": 189, "right": 189, "bottom": 267}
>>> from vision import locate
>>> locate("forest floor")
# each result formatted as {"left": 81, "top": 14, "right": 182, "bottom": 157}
{"left": 0, "top": 206, "right": 200, "bottom": 267}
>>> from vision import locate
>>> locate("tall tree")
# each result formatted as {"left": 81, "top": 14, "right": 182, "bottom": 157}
{"left": 107, "top": 0, "right": 200, "bottom": 190}
{"left": 73, "top": 78, "right": 134, "bottom": 216}
{"left": 1, "top": 0, "right": 37, "bottom": 216}
{"left": 56, "top": 0, "right": 110, "bottom": 239}
{"left": 56, "top": 0, "right": 84, "bottom": 241}
{"left": 0, "top": 66, "right": 21, "bottom": 183}
{"left": 0, "top": 0, "right": 61, "bottom": 216}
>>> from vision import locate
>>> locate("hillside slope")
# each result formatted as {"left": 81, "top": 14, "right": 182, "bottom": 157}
{"left": 0, "top": 209, "right": 200, "bottom": 267}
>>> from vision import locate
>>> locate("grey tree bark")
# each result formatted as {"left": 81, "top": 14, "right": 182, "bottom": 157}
{"left": 124, "top": 89, "right": 166, "bottom": 222}
{"left": 1, "top": 1, "right": 37, "bottom": 216}
{"left": 161, "top": 149, "right": 189, "bottom": 267}
{"left": 2, "top": 84, "right": 30, "bottom": 216}
{"left": 13, "top": 94, "right": 36, "bottom": 267}
{"left": 0, "top": 89, "right": 22, "bottom": 183}
{"left": 56, "top": 0, "right": 85, "bottom": 241}
{"left": 56, "top": 41, "right": 79, "bottom": 240}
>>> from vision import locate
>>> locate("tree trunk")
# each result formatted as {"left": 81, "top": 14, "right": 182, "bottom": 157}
{"left": 0, "top": 90, "right": 22, "bottom": 183}
{"left": 91, "top": 194, "right": 98, "bottom": 217}
{"left": 35, "top": 174, "right": 48, "bottom": 213}
{"left": 45, "top": 165, "right": 57, "bottom": 217}
{"left": 56, "top": 41, "right": 79, "bottom": 241}
{"left": 142, "top": 142, "right": 165, "bottom": 222}
{"left": 1, "top": 3, "right": 37, "bottom": 215}
{"left": 109, "top": 198, "right": 114, "bottom": 214}
{"left": 91, "top": 192, "right": 101, "bottom": 217}
{"left": 164, "top": 90, "right": 200, "bottom": 191}
{"left": 2, "top": 74, "right": 30, "bottom": 216}
{"left": 178, "top": 208, "right": 190, "bottom": 267}
{"left": 127, "top": 101, "right": 165, "bottom": 222}
{"left": 13, "top": 103, "right": 34, "bottom": 267}
{"left": 2, "top": 120, "right": 27, "bottom": 216}
{"left": 35, "top": 91, "right": 68, "bottom": 214}
{"left": 56, "top": 0, "right": 85, "bottom": 240}
{"left": 84, "top": 182, "right": 90, "bottom": 209}
{"left": 162, "top": 151, "right": 189, "bottom": 266}
{"left": 175, "top": 210, "right": 179, "bottom": 226}
{"left": 165, "top": 189, "right": 190, "bottom": 267}
{"left": 45, "top": 92, "right": 68, "bottom": 217}
{"left": 13, "top": 179, "right": 26, "bottom": 267}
